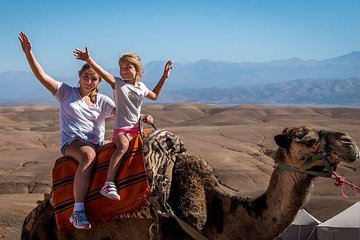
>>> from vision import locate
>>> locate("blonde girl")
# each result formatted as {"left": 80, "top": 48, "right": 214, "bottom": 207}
{"left": 74, "top": 47, "right": 172, "bottom": 201}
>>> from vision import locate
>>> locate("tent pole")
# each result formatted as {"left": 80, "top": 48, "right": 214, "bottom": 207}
{"left": 306, "top": 226, "right": 316, "bottom": 240}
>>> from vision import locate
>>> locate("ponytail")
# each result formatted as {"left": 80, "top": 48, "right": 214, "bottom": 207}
{"left": 89, "top": 87, "right": 99, "bottom": 103}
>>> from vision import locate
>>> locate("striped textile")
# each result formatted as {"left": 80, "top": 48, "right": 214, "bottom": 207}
{"left": 52, "top": 134, "right": 151, "bottom": 232}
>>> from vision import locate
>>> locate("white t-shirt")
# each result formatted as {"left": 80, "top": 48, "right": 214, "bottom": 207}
{"left": 113, "top": 77, "right": 150, "bottom": 129}
{"left": 55, "top": 82, "right": 115, "bottom": 148}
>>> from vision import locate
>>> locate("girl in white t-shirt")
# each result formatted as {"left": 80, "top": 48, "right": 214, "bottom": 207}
{"left": 19, "top": 32, "right": 116, "bottom": 230}
{"left": 74, "top": 47, "right": 172, "bottom": 201}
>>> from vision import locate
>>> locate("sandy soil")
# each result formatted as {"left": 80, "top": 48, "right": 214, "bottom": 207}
{"left": 1, "top": 103, "right": 360, "bottom": 239}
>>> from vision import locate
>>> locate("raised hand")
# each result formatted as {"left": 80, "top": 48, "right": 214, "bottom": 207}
{"left": 142, "top": 114, "right": 154, "bottom": 124}
{"left": 18, "top": 32, "right": 58, "bottom": 94}
{"left": 18, "top": 32, "right": 32, "bottom": 54}
{"left": 163, "top": 60, "right": 173, "bottom": 79}
{"left": 73, "top": 47, "right": 116, "bottom": 87}
{"left": 73, "top": 47, "right": 90, "bottom": 61}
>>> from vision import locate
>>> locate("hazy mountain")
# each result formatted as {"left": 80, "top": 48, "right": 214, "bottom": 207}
{"left": 156, "top": 78, "right": 360, "bottom": 107}
{"left": 140, "top": 51, "right": 360, "bottom": 90}
{"left": 0, "top": 71, "right": 110, "bottom": 105}
{"left": 1, "top": 52, "right": 360, "bottom": 106}
{"left": 0, "top": 71, "right": 55, "bottom": 105}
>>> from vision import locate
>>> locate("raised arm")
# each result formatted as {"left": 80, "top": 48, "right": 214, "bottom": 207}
{"left": 18, "top": 32, "right": 58, "bottom": 94}
{"left": 146, "top": 60, "right": 172, "bottom": 100}
{"left": 73, "top": 47, "right": 116, "bottom": 89}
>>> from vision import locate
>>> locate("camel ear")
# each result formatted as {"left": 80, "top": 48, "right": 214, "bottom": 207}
{"left": 274, "top": 134, "right": 292, "bottom": 149}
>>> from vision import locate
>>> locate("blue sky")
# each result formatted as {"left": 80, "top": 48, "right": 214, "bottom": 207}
{"left": 1, "top": 0, "right": 360, "bottom": 77}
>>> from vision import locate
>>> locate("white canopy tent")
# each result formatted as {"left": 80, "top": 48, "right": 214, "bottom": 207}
{"left": 276, "top": 209, "right": 320, "bottom": 240}
{"left": 316, "top": 201, "right": 360, "bottom": 240}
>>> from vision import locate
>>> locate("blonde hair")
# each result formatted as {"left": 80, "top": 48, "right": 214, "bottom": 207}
{"left": 119, "top": 53, "right": 144, "bottom": 82}
{"left": 78, "top": 63, "right": 101, "bottom": 103}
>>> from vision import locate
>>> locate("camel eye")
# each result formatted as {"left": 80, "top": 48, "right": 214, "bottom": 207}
{"left": 305, "top": 139, "right": 317, "bottom": 148}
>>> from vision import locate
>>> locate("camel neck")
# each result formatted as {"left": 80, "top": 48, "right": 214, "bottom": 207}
{"left": 210, "top": 170, "right": 313, "bottom": 240}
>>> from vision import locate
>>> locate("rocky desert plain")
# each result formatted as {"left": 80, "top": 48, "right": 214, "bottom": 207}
{"left": 0, "top": 103, "right": 360, "bottom": 239}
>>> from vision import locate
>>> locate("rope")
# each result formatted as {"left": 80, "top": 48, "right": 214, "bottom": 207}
{"left": 332, "top": 171, "right": 360, "bottom": 198}
{"left": 149, "top": 214, "right": 160, "bottom": 240}
{"left": 159, "top": 202, "right": 208, "bottom": 240}
{"left": 170, "top": 212, "right": 209, "bottom": 240}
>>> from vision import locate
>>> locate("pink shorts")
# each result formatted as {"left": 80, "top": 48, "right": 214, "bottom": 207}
{"left": 112, "top": 127, "right": 139, "bottom": 143}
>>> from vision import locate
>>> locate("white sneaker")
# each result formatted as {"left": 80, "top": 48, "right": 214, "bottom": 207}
{"left": 100, "top": 183, "right": 121, "bottom": 200}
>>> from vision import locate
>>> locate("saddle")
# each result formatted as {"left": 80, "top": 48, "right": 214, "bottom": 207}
{"left": 52, "top": 134, "right": 151, "bottom": 232}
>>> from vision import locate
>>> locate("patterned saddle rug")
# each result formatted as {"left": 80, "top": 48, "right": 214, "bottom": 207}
{"left": 52, "top": 134, "right": 151, "bottom": 233}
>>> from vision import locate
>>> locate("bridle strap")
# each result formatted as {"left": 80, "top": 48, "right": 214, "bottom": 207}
{"left": 275, "top": 158, "right": 333, "bottom": 178}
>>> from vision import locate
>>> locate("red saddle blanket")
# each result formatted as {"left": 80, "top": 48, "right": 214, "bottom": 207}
{"left": 52, "top": 134, "right": 151, "bottom": 232}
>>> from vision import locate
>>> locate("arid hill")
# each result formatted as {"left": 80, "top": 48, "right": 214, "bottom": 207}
{"left": 0, "top": 103, "right": 359, "bottom": 239}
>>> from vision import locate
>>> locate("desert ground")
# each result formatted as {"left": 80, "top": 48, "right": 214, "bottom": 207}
{"left": 0, "top": 103, "right": 360, "bottom": 239}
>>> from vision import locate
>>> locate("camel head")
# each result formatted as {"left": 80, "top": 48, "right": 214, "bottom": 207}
{"left": 274, "top": 126, "right": 359, "bottom": 176}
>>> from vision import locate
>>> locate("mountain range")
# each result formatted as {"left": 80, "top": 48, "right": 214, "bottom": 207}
{"left": 158, "top": 77, "right": 360, "bottom": 107}
{"left": 1, "top": 51, "right": 360, "bottom": 106}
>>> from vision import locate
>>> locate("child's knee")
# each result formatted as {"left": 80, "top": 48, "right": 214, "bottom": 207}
{"left": 115, "top": 135, "right": 130, "bottom": 149}
{"left": 79, "top": 151, "right": 96, "bottom": 165}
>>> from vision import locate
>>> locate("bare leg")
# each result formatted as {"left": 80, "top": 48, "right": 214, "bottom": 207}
{"left": 63, "top": 139, "right": 96, "bottom": 229}
{"left": 100, "top": 133, "right": 134, "bottom": 200}
{"left": 64, "top": 139, "right": 96, "bottom": 203}
{"left": 106, "top": 133, "right": 133, "bottom": 181}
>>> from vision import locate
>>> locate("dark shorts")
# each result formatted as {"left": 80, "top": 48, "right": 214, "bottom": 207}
{"left": 60, "top": 137, "right": 103, "bottom": 155}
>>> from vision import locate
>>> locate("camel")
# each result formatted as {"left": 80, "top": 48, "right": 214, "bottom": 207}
{"left": 21, "top": 126, "right": 359, "bottom": 240}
